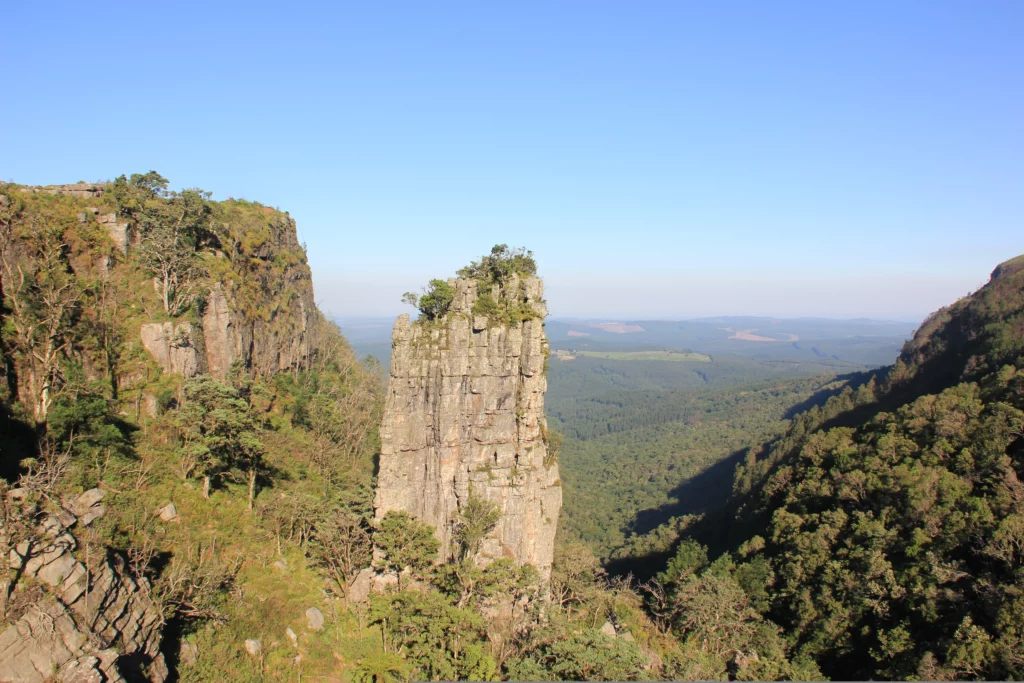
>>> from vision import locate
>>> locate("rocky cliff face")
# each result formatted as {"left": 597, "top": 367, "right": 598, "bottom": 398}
{"left": 134, "top": 207, "right": 317, "bottom": 380}
{"left": 1, "top": 489, "right": 166, "bottom": 683}
{"left": 198, "top": 208, "right": 317, "bottom": 379}
{"left": 374, "top": 275, "right": 561, "bottom": 577}
{"left": 11, "top": 183, "right": 317, "bottom": 384}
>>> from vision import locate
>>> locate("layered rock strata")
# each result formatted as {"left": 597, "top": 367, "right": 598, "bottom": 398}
{"left": 374, "top": 275, "right": 561, "bottom": 577}
{"left": 0, "top": 489, "right": 167, "bottom": 682}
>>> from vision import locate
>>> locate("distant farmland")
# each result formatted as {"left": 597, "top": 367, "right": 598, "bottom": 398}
{"left": 575, "top": 350, "right": 712, "bottom": 362}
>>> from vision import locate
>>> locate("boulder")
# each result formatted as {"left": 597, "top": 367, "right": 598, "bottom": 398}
{"left": 66, "top": 489, "right": 106, "bottom": 527}
{"left": 157, "top": 503, "right": 177, "bottom": 522}
{"left": 180, "top": 640, "right": 200, "bottom": 667}
{"left": 71, "top": 488, "right": 104, "bottom": 515}
{"left": 600, "top": 621, "right": 617, "bottom": 638}
{"left": 348, "top": 568, "right": 373, "bottom": 603}
{"left": 245, "top": 639, "right": 262, "bottom": 657}
{"left": 305, "top": 607, "right": 324, "bottom": 631}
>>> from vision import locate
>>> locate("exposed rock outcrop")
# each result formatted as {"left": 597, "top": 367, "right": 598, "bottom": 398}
{"left": 20, "top": 183, "right": 105, "bottom": 199}
{"left": 140, "top": 216, "right": 317, "bottom": 380}
{"left": 140, "top": 322, "right": 201, "bottom": 378}
{"left": 1, "top": 491, "right": 166, "bottom": 683}
{"left": 77, "top": 208, "right": 132, "bottom": 253}
{"left": 374, "top": 274, "right": 561, "bottom": 577}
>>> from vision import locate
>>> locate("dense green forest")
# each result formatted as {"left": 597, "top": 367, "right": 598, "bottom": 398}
{"left": 552, "top": 374, "right": 843, "bottom": 553}
{"left": 620, "top": 255, "right": 1024, "bottom": 679}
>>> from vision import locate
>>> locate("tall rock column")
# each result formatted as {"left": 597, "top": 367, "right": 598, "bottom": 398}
{"left": 374, "top": 275, "right": 562, "bottom": 577}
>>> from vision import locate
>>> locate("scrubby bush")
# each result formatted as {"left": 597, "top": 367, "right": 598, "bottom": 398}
{"left": 402, "top": 279, "right": 454, "bottom": 321}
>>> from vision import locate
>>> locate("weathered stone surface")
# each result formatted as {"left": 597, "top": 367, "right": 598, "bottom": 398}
{"left": 180, "top": 639, "right": 199, "bottom": 667}
{"left": 600, "top": 621, "right": 617, "bottom": 638}
{"left": 157, "top": 502, "right": 177, "bottom": 522}
{"left": 143, "top": 393, "right": 159, "bottom": 417}
{"left": 374, "top": 274, "right": 561, "bottom": 577}
{"left": 131, "top": 212, "right": 316, "bottom": 380}
{"left": 348, "top": 568, "right": 373, "bottom": 603}
{"left": 20, "top": 183, "right": 104, "bottom": 198}
{"left": 305, "top": 606, "right": 324, "bottom": 631}
{"left": 0, "top": 495, "right": 167, "bottom": 683}
{"left": 71, "top": 488, "right": 105, "bottom": 514}
{"left": 200, "top": 259, "right": 316, "bottom": 380}
{"left": 202, "top": 285, "right": 238, "bottom": 378}
{"left": 65, "top": 488, "right": 106, "bottom": 527}
{"left": 96, "top": 212, "right": 131, "bottom": 253}
{"left": 140, "top": 322, "right": 201, "bottom": 377}
{"left": 286, "top": 627, "right": 298, "bottom": 647}
{"left": 59, "top": 655, "right": 109, "bottom": 683}
{"left": 245, "top": 639, "right": 262, "bottom": 657}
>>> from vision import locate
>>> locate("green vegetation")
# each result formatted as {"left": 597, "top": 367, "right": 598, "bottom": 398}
{"left": 402, "top": 278, "right": 454, "bottom": 321}
{"left": 620, "top": 255, "right": 1024, "bottom": 679}
{"left": 402, "top": 244, "right": 542, "bottom": 327}
{"left": 111, "top": 171, "right": 213, "bottom": 315}
{"left": 553, "top": 374, "right": 838, "bottom": 554}
{"left": 452, "top": 494, "right": 502, "bottom": 560}
{"left": 373, "top": 511, "right": 440, "bottom": 588}
{"left": 0, "top": 177, "right": 385, "bottom": 679}
{"left": 9, "top": 173, "right": 1024, "bottom": 680}
{"left": 456, "top": 243, "right": 537, "bottom": 283}
{"left": 177, "top": 373, "right": 265, "bottom": 507}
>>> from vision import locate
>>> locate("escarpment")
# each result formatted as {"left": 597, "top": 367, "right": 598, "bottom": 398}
{"left": 0, "top": 177, "right": 329, "bottom": 681}
{"left": 140, "top": 210, "right": 317, "bottom": 380}
{"left": 374, "top": 273, "right": 562, "bottom": 577}
{"left": 11, "top": 181, "right": 318, "bottom": 386}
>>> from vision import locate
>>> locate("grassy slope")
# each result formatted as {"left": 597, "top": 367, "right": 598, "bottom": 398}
{"left": 0, "top": 183, "right": 388, "bottom": 681}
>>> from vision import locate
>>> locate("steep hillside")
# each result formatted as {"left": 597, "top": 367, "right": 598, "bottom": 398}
{"left": 0, "top": 175, "right": 384, "bottom": 681}
{"left": 643, "top": 255, "right": 1024, "bottom": 680}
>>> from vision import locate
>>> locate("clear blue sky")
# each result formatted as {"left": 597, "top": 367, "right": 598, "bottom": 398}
{"left": 3, "top": 1, "right": 1022, "bottom": 320}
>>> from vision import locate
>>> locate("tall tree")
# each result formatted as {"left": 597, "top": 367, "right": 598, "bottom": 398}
{"left": 0, "top": 205, "right": 83, "bottom": 426}
{"left": 177, "top": 376, "right": 265, "bottom": 504}
{"left": 112, "top": 173, "right": 211, "bottom": 316}
{"left": 373, "top": 511, "right": 439, "bottom": 590}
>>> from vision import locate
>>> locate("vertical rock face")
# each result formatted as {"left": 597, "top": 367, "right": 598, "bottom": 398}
{"left": 201, "top": 285, "right": 240, "bottom": 378}
{"left": 140, "top": 213, "right": 317, "bottom": 380}
{"left": 140, "top": 322, "right": 201, "bottom": 377}
{"left": 374, "top": 275, "right": 562, "bottom": 577}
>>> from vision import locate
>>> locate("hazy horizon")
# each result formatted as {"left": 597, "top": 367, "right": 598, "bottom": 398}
{"left": 323, "top": 268, "right": 978, "bottom": 324}
{"left": 5, "top": 2, "right": 1021, "bottom": 322}
{"left": 333, "top": 310, "right": 928, "bottom": 326}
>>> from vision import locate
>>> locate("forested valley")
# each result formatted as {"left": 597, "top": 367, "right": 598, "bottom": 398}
{"left": 3, "top": 175, "right": 1024, "bottom": 681}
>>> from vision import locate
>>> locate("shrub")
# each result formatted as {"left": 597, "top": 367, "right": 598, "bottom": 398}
{"left": 471, "top": 293, "right": 499, "bottom": 317}
{"left": 403, "top": 279, "right": 454, "bottom": 321}
{"left": 457, "top": 244, "right": 536, "bottom": 285}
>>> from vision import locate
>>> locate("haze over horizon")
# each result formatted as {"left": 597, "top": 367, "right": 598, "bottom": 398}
{"left": 4, "top": 1, "right": 1021, "bottom": 320}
